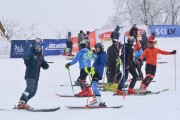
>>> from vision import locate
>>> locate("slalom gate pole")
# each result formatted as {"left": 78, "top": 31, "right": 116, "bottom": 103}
{"left": 174, "top": 54, "right": 176, "bottom": 90}
{"left": 67, "top": 68, "right": 75, "bottom": 95}
{"left": 123, "top": 34, "right": 126, "bottom": 99}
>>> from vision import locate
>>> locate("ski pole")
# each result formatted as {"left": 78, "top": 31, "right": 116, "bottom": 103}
{"left": 174, "top": 54, "right": 176, "bottom": 90}
{"left": 67, "top": 68, "right": 75, "bottom": 95}
{"left": 47, "top": 62, "right": 54, "bottom": 63}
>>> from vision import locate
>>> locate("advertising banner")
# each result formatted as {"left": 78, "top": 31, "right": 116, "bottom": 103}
{"left": 43, "top": 39, "right": 66, "bottom": 56}
{"left": 88, "top": 31, "right": 96, "bottom": 48}
{"left": 150, "top": 25, "right": 180, "bottom": 38}
{"left": 10, "top": 40, "right": 28, "bottom": 58}
{"left": 72, "top": 37, "right": 79, "bottom": 53}
{"left": 0, "top": 40, "right": 11, "bottom": 59}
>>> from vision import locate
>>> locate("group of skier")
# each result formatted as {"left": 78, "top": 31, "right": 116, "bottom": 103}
{"left": 17, "top": 24, "right": 177, "bottom": 109}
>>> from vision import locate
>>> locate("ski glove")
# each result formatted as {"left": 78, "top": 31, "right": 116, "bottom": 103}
{"left": 65, "top": 63, "right": 71, "bottom": 69}
{"left": 170, "top": 50, "right": 176, "bottom": 54}
{"left": 137, "top": 58, "right": 142, "bottom": 64}
{"left": 42, "top": 62, "right": 49, "bottom": 70}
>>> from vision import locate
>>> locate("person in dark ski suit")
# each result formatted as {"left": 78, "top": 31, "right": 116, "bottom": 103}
{"left": 65, "top": 32, "right": 74, "bottom": 56}
{"left": 17, "top": 40, "right": 49, "bottom": 109}
{"left": 89, "top": 43, "right": 107, "bottom": 106}
{"left": 106, "top": 39, "right": 122, "bottom": 84}
{"left": 111, "top": 25, "right": 120, "bottom": 41}
{"left": 115, "top": 38, "right": 138, "bottom": 95}
{"left": 129, "top": 24, "right": 138, "bottom": 40}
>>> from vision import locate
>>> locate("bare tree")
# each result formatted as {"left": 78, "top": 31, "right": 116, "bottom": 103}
{"left": 104, "top": 0, "right": 180, "bottom": 28}
{"left": 1, "top": 16, "right": 22, "bottom": 39}
{"left": 20, "top": 24, "right": 40, "bottom": 40}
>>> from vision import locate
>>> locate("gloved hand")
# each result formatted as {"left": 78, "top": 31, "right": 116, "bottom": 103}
{"left": 171, "top": 50, "right": 176, "bottom": 54}
{"left": 137, "top": 59, "right": 142, "bottom": 64}
{"left": 92, "top": 49, "right": 96, "bottom": 54}
{"left": 41, "top": 62, "right": 49, "bottom": 70}
{"left": 65, "top": 63, "right": 71, "bottom": 69}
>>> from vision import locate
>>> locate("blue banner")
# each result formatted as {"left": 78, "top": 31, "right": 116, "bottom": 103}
{"left": 43, "top": 39, "right": 66, "bottom": 56}
{"left": 150, "top": 25, "right": 180, "bottom": 38}
{"left": 10, "top": 40, "right": 29, "bottom": 58}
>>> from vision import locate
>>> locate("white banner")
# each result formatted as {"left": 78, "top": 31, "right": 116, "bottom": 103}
{"left": 95, "top": 25, "right": 148, "bottom": 43}
{"left": 0, "top": 40, "right": 11, "bottom": 59}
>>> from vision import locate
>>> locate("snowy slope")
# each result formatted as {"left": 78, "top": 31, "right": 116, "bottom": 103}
{"left": 0, "top": 38, "right": 180, "bottom": 120}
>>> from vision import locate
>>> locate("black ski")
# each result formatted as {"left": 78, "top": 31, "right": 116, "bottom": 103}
{"left": 25, "top": 107, "right": 60, "bottom": 112}
{"left": 66, "top": 105, "right": 123, "bottom": 109}
{"left": 13, "top": 106, "right": 60, "bottom": 112}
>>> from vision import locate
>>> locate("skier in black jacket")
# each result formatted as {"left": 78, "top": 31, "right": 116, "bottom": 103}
{"left": 115, "top": 38, "right": 138, "bottom": 95}
{"left": 129, "top": 24, "right": 138, "bottom": 40}
{"left": 111, "top": 25, "right": 120, "bottom": 41}
{"left": 106, "top": 39, "right": 122, "bottom": 84}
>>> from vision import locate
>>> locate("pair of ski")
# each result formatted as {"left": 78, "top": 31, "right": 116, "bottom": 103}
{"left": 56, "top": 88, "right": 169, "bottom": 98}
{"left": 0, "top": 106, "right": 60, "bottom": 112}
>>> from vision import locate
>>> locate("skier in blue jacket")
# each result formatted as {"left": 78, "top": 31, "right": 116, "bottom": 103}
{"left": 65, "top": 40, "right": 93, "bottom": 97}
{"left": 17, "top": 40, "right": 49, "bottom": 109}
{"left": 89, "top": 43, "right": 107, "bottom": 106}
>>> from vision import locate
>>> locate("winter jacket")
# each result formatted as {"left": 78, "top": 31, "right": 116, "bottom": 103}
{"left": 70, "top": 48, "right": 91, "bottom": 69}
{"left": 120, "top": 43, "right": 134, "bottom": 67}
{"left": 24, "top": 46, "right": 49, "bottom": 80}
{"left": 111, "top": 30, "right": 120, "bottom": 40}
{"left": 140, "top": 47, "right": 171, "bottom": 66}
{"left": 66, "top": 36, "right": 73, "bottom": 48}
{"left": 107, "top": 45, "right": 119, "bottom": 67}
{"left": 78, "top": 33, "right": 84, "bottom": 46}
{"left": 130, "top": 27, "right": 138, "bottom": 39}
{"left": 93, "top": 51, "right": 107, "bottom": 78}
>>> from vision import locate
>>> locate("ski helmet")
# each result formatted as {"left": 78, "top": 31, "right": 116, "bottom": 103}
{"left": 127, "top": 38, "right": 135, "bottom": 46}
{"left": 94, "top": 43, "right": 104, "bottom": 51}
{"left": 151, "top": 32, "right": 156, "bottom": 36}
{"left": 79, "top": 40, "right": 87, "bottom": 49}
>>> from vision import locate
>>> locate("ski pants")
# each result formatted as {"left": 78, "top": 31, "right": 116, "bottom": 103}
{"left": 107, "top": 66, "right": 122, "bottom": 83}
{"left": 117, "top": 66, "right": 138, "bottom": 90}
{"left": 20, "top": 78, "right": 38, "bottom": 103}
{"left": 142, "top": 64, "right": 156, "bottom": 87}
{"left": 78, "top": 68, "right": 91, "bottom": 89}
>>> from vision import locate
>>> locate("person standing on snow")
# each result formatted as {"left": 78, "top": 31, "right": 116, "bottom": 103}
{"left": 115, "top": 38, "right": 138, "bottom": 95}
{"left": 89, "top": 43, "right": 107, "bottom": 106}
{"left": 78, "top": 30, "right": 84, "bottom": 46}
{"left": 106, "top": 39, "right": 122, "bottom": 91}
{"left": 137, "top": 40, "right": 176, "bottom": 93}
{"left": 129, "top": 24, "right": 138, "bottom": 40}
{"left": 111, "top": 25, "right": 120, "bottom": 41}
{"left": 64, "top": 32, "right": 74, "bottom": 56}
{"left": 17, "top": 39, "right": 49, "bottom": 109}
{"left": 134, "top": 42, "right": 144, "bottom": 80}
{"left": 65, "top": 40, "right": 93, "bottom": 97}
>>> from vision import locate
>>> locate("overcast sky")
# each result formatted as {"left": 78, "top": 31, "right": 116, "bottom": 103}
{"left": 0, "top": 0, "right": 114, "bottom": 38}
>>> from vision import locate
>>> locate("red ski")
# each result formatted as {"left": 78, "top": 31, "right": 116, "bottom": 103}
{"left": 56, "top": 93, "right": 93, "bottom": 98}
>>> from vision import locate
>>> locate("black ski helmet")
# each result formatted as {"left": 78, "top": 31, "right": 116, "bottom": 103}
{"left": 94, "top": 43, "right": 104, "bottom": 51}
{"left": 127, "top": 37, "right": 135, "bottom": 46}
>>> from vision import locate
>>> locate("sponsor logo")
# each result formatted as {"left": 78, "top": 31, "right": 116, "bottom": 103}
{"left": 155, "top": 28, "right": 176, "bottom": 35}
{"left": 45, "top": 42, "right": 66, "bottom": 50}
{"left": 99, "top": 32, "right": 112, "bottom": 41}
{"left": 14, "top": 45, "right": 24, "bottom": 53}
